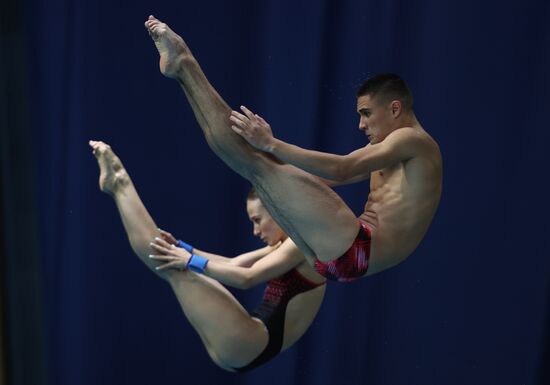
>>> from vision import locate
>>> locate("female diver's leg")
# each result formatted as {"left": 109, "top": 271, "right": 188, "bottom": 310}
{"left": 90, "top": 140, "right": 162, "bottom": 275}
{"left": 168, "top": 272, "right": 269, "bottom": 370}
{"left": 91, "top": 141, "right": 268, "bottom": 369}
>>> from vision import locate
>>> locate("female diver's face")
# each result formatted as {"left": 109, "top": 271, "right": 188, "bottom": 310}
{"left": 246, "top": 198, "right": 286, "bottom": 246}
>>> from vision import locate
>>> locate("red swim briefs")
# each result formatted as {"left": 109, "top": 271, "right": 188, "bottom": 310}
{"left": 313, "top": 222, "right": 371, "bottom": 282}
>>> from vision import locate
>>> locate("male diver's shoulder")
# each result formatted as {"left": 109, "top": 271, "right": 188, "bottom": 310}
{"left": 387, "top": 127, "right": 426, "bottom": 147}
{"left": 388, "top": 126, "right": 418, "bottom": 140}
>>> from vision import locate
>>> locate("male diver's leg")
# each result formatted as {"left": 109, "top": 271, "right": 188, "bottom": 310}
{"left": 145, "top": 16, "right": 358, "bottom": 261}
{"left": 90, "top": 141, "right": 268, "bottom": 369}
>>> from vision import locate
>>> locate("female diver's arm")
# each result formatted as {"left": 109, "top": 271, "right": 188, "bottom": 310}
{"left": 150, "top": 238, "right": 304, "bottom": 289}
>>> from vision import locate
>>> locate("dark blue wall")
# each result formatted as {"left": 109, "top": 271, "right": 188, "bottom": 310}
{"left": 25, "top": 0, "right": 550, "bottom": 384}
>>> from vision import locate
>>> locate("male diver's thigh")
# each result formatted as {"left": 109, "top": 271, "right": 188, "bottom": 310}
{"left": 251, "top": 163, "right": 360, "bottom": 261}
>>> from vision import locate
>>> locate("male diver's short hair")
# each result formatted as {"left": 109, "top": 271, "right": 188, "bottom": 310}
{"left": 357, "top": 73, "right": 413, "bottom": 111}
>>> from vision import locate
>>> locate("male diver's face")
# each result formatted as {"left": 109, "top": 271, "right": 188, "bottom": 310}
{"left": 246, "top": 198, "right": 286, "bottom": 246}
{"left": 357, "top": 94, "right": 395, "bottom": 144}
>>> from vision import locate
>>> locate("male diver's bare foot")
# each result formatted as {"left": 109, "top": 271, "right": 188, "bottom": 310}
{"left": 144, "top": 15, "right": 190, "bottom": 79}
{"left": 89, "top": 140, "right": 130, "bottom": 196}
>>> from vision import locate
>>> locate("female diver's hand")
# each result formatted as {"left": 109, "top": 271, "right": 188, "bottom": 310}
{"left": 149, "top": 237, "right": 191, "bottom": 271}
{"left": 157, "top": 228, "right": 178, "bottom": 245}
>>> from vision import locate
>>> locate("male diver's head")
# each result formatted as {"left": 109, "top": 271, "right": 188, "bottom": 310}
{"left": 356, "top": 73, "right": 414, "bottom": 143}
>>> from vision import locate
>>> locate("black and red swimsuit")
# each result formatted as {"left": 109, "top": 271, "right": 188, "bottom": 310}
{"left": 234, "top": 269, "right": 325, "bottom": 372}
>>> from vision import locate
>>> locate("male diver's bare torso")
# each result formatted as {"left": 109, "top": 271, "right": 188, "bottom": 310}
{"left": 360, "top": 125, "right": 442, "bottom": 274}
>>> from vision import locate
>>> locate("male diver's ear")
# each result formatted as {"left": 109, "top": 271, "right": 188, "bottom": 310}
{"left": 391, "top": 100, "right": 402, "bottom": 118}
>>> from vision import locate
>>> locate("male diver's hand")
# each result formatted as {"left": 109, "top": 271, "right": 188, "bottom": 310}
{"left": 230, "top": 105, "right": 275, "bottom": 153}
{"left": 157, "top": 228, "right": 178, "bottom": 245}
{"left": 149, "top": 237, "right": 191, "bottom": 271}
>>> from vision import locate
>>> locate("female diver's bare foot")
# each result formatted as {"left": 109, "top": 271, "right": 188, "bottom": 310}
{"left": 89, "top": 140, "right": 130, "bottom": 196}
{"left": 144, "top": 15, "right": 190, "bottom": 79}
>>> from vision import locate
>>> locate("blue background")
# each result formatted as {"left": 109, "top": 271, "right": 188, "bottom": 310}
{"left": 15, "top": 0, "right": 550, "bottom": 384}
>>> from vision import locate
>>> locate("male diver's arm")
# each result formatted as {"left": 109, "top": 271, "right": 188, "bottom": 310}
{"left": 230, "top": 106, "right": 354, "bottom": 181}
{"left": 266, "top": 130, "right": 423, "bottom": 183}
{"left": 231, "top": 106, "right": 424, "bottom": 184}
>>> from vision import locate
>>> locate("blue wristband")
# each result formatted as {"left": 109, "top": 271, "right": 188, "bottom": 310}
{"left": 187, "top": 254, "right": 209, "bottom": 274}
{"left": 177, "top": 240, "right": 194, "bottom": 253}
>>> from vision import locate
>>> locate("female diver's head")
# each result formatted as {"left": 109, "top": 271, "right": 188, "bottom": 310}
{"left": 246, "top": 187, "right": 287, "bottom": 246}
